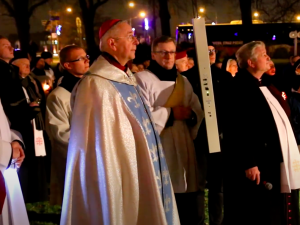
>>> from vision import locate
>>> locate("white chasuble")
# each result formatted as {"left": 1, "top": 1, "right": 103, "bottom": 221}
{"left": 135, "top": 70, "right": 204, "bottom": 193}
{"left": 260, "top": 87, "right": 300, "bottom": 193}
{"left": 60, "top": 56, "right": 180, "bottom": 225}
{"left": 0, "top": 100, "right": 29, "bottom": 225}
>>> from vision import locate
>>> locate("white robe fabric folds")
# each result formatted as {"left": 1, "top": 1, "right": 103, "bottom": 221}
{"left": 260, "top": 87, "right": 300, "bottom": 193}
{"left": 60, "top": 56, "right": 180, "bottom": 225}
{"left": 135, "top": 70, "right": 204, "bottom": 193}
{"left": 46, "top": 87, "right": 72, "bottom": 205}
{"left": 0, "top": 100, "right": 29, "bottom": 225}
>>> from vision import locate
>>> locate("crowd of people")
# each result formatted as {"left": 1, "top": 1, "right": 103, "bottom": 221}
{"left": 1, "top": 18, "right": 300, "bottom": 225}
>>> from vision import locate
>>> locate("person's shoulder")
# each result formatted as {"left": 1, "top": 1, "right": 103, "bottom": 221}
{"left": 47, "top": 87, "right": 70, "bottom": 103}
{"left": 76, "top": 73, "right": 118, "bottom": 97}
{"left": 135, "top": 70, "right": 156, "bottom": 80}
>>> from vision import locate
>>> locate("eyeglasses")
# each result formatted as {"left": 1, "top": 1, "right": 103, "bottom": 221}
{"left": 153, "top": 51, "right": 176, "bottom": 57}
{"left": 114, "top": 34, "right": 137, "bottom": 42}
{"left": 208, "top": 49, "right": 216, "bottom": 54}
{"left": 67, "top": 55, "right": 90, "bottom": 63}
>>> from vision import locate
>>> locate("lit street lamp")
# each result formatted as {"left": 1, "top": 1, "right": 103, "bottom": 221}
{"left": 297, "top": 15, "right": 300, "bottom": 21}
{"left": 66, "top": 7, "right": 72, "bottom": 13}
{"left": 199, "top": 7, "right": 205, "bottom": 13}
{"left": 128, "top": 11, "right": 146, "bottom": 26}
{"left": 254, "top": 12, "right": 259, "bottom": 17}
{"left": 129, "top": 1, "right": 135, "bottom": 7}
{"left": 140, "top": 11, "right": 146, "bottom": 18}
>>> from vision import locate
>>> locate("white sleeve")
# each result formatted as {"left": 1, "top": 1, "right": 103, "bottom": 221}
{"left": 46, "top": 93, "right": 70, "bottom": 158}
{"left": 0, "top": 139, "right": 12, "bottom": 168}
{"left": 11, "top": 129, "right": 23, "bottom": 144}
{"left": 135, "top": 73, "right": 171, "bottom": 134}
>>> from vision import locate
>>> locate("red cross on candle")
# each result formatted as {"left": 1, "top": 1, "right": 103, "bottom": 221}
{"left": 36, "top": 137, "right": 43, "bottom": 146}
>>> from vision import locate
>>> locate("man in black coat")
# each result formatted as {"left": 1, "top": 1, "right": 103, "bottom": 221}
{"left": 0, "top": 36, "right": 48, "bottom": 203}
{"left": 223, "top": 41, "right": 290, "bottom": 225}
{"left": 182, "top": 44, "right": 232, "bottom": 225}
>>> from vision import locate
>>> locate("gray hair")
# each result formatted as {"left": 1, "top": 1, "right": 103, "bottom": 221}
{"left": 235, "top": 41, "right": 265, "bottom": 69}
{"left": 99, "top": 20, "right": 128, "bottom": 52}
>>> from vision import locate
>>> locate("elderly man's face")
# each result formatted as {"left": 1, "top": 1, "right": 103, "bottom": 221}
{"left": 175, "top": 56, "right": 189, "bottom": 73}
{"left": 13, "top": 58, "right": 30, "bottom": 78}
{"left": 113, "top": 22, "right": 139, "bottom": 64}
{"left": 251, "top": 46, "right": 270, "bottom": 72}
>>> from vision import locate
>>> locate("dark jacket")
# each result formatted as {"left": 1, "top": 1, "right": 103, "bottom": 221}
{"left": 0, "top": 59, "right": 48, "bottom": 203}
{"left": 0, "top": 59, "right": 37, "bottom": 132}
{"left": 289, "top": 92, "right": 300, "bottom": 144}
{"left": 223, "top": 69, "right": 284, "bottom": 225}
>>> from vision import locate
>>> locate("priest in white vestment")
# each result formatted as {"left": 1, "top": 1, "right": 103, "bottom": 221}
{"left": 135, "top": 36, "right": 204, "bottom": 225}
{"left": 60, "top": 20, "right": 180, "bottom": 225}
{"left": 0, "top": 99, "right": 28, "bottom": 225}
{"left": 46, "top": 45, "right": 89, "bottom": 206}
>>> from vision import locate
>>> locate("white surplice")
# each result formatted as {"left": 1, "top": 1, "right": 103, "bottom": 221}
{"left": 46, "top": 87, "right": 72, "bottom": 205}
{"left": 260, "top": 87, "right": 300, "bottom": 193}
{"left": 0, "top": 100, "right": 29, "bottom": 225}
{"left": 135, "top": 70, "right": 204, "bottom": 193}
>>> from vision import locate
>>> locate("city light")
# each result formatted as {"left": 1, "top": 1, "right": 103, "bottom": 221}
{"left": 140, "top": 11, "right": 146, "bottom": 18}
{"left": 212, "top": 22, "right": 216, "bottom": 25}
{"left": 254, "top": 12, "right": 259, "bottom": 17}
{"left": 144, "top": 18, "right": 149, "bottom": 31}
{"left": 66, "top": 7, "right": 72, "bottom": 12}
{"left": 56, "top": 25, "right": 62, "bottom": 36}
{"left": 199, "top": 7, "right": 205, "bottom": 13}
{"left": 297, "top": 15, "right": 300, "bottom": 21}
{"left": 129, "top": 2, "right": 135, "bottom": 7}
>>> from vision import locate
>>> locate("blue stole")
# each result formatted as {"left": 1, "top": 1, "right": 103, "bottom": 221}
{"left": 110, "top": 80, "right": 174, "bottom": 225}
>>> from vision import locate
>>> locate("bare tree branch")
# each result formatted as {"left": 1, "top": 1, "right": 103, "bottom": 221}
{"left": 28, "top": 0, "right": 49, "bottom": 17}
{"left": 94, "top": 0, "right": 109, "bottom": 9}
{"left": 0, "top": 0, "right": 14, "bottom": 16}
{"left": 257, "top": 0, "right": 300, "bottom": 22}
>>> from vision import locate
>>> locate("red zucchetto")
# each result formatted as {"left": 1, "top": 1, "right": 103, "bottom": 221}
{"left": 175, "top": 51, "right": 187, "bottom": 60}
{"left": 99, "top": 19, "right": 121, "bottom": 39}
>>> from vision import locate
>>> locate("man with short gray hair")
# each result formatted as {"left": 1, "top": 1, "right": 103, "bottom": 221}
{"left": 223, "top": 41, "right": 300, "bottom": 225}
{"left": 60, "top": 20, "right": 179, "bottom": 225}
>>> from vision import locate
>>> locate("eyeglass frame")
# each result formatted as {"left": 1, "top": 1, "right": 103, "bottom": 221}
{"left": 66, "top": 55, "right": 90, "bottom": 63}
{"left": 112, "top": 34, "right": 137, "bottom": 42}
{"left": 208, "top": 49, "right": 217, "bottom": 54}
{"left": 153, "top": 51, "right": 176, "bottom": 57}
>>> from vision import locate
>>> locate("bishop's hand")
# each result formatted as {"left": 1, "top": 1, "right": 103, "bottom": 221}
{"left": 245, "top": 166, "right": 260, "bottom": 185}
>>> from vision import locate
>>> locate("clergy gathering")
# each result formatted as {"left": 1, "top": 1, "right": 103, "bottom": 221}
{"left": 2, "top": 0, "right": 300, "bottom": 225}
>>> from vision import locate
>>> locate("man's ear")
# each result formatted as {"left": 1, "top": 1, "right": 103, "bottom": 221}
{"left": 151, "top": 52, "right": 156, "bottom": 60}
{"left": 247, "top": 59, "right": 255, "bottom": 68}
{"left": 63, "top": 62, "right": 71, "bottom": 70}
{"left": 107, "top": 38, "right": 117, "bottom": 51}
